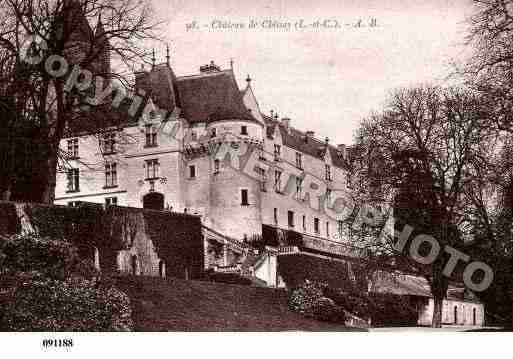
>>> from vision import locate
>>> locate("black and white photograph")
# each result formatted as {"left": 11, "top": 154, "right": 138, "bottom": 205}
{"left": 0, "top": 0, "right": 512, "bottom": 356}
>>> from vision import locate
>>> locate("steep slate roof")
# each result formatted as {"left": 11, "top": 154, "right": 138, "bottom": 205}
{"left": 263, "top": 114, "right": 350, "bottom": 170}
{"left": 134, "top": 63, "right": 178, "bottom": 113}
{"left": 175, "top": 69, "right": 259, "bottom": 124}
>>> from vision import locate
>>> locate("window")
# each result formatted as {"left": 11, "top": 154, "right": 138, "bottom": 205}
{"left": 302, "top": 215, "right": 306, "bottom": 232}
{"left": 346, "top": 173, "right": 352, "bottom": 188}
{"left": 295, "top": 152, "right": 302, "bottom": 169}
{"left": 257, "top": 167, "right": 266, "bottom": 191}
{"left": 100, "top": 132, "right": 116, "bottom": 154}
{"left": 66, "top": 168, "right": 80, "bottom": 192}
{"left": 145, "top": 159, "right": 159, "bottom": 179}
{"left": 105, "top": 197, "right": 118, "bottom": 206}
{"left": 258, "top": 148, "right": 266, "bottom": 161}
{"left": 325, "top": 164, "right": 332, "bottom": 181}
{"left": 473, "top": 308, "right": 477, "bottom": 326}
{"left": 241, "top": 189, "right": 249, "bottom": 205}
{"left": 326, "top": 188, "right": 332, "bottom": 203}
{"left": 337, "top": 220, "right": 344, "bottom": 238}
{"left": 159, "top": 260, "right": 166, "bottom": 278}
{"left": 214, "top": 159, "right": 220, "bottom": 174}
{"left": 241, "top": 125, "right": 248, "bottom": 135}
{"left": 105, "top": 162, "right": 117, "bottom": 188}
{"left": 68, "top": 201, "right": 81, "bottom": 207}
{"left": 273, "top": 208, "right": 278, "bottom": 225}
{"left": 191, "top": 131, "right": 197, "bottom": 141}
{"left": 145, "top": 124, "right": 157, "bottom": 147}
{"left": 288, "top": 210, "right": 294, "bottom": 227}
{"left": 295, "top": 177, "right": 303, "bottom": 199}
{"left": 274, "top": 144, "right": 281, "bottom": 161}
{"left": 211, "top": 128, "right": 217, "bottom": 138}
{"left": 189, "top": 165, "right": 196, "bottom": 179}
{"left": 67, "top": 138, "right": 79, "bottom": 158}
{"left": 454, "top": 306, "right": 458, "bottom": 324}
{"left": 274, "top": 170, "right": 282, "bottom": 192}
{"left": 326, "top": 221, "right": 330, "bottom": 237}
{"left": 314, "top": 217, "right": 319, "bottom": 234}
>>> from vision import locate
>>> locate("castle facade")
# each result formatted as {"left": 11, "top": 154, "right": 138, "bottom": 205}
{"left": 54, "top": 58, "right": 353, "bottom": 249}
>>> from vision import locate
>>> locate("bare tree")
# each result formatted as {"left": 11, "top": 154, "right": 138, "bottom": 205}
{"left": 353, "top": 85, "right": 498, "bottom": 327}
{"left": 464, "top": 0, "right": 513, "bottom": 132}
{"left": 0, "top": 0, "right": 160, "bottom": 202}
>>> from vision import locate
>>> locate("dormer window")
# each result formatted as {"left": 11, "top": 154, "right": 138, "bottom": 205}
{"left": 101, "top": 132, "right": 116, "bottom": 154}
{"left": 325, "top": 164, "right": 332, "bottom": 181}
{"left": 257, "top": 167, "right": 266, "bottom": 191}
{"left": 67, "top": 138, "right": 79, "bottom": 158}
{"left": 145, "top": 124, "right": 157, "bottom": 147}
{"left": 326, "top": 188, "right": 332, "bottom": 203}
{"left": 295, "top": 152, "right": 302, "bottom": 169}
{"left": 258, "top": 148, "right": 266, "bottom": 161}
{"left": 274, "top": 144, "right": 281, "bottom": 161}
{"left": 274, "top": 170, "right": 282, "bottom": 192}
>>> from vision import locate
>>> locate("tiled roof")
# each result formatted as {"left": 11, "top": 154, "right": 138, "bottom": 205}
{"left": 263, "top": 115, "right": 350, "bottom": 170}
{"left": 175, "top": 70, "right": 259, "bottom": 125}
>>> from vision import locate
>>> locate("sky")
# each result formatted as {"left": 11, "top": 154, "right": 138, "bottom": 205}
{"left": 150, "top": 0, "right": 474, "bottom": 145}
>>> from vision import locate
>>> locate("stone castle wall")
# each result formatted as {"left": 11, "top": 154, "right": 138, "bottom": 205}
{"left": 0, "top": 201, "right": 204, "bottom": 280}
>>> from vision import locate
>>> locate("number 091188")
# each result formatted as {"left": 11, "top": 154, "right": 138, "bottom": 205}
{"left": 42, "top": 338, "right": 73, "bottom": 348}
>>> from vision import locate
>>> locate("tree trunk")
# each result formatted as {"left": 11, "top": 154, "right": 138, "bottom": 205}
{"left": 40, "top": 147, "right": 58, "bottom": 204}
{"left": 432, "top": 295, "right": 443, "bottom": 328}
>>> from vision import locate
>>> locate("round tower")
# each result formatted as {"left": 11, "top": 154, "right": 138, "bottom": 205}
{"left": 205, "top": 116, "right": 264, "bottom": 241}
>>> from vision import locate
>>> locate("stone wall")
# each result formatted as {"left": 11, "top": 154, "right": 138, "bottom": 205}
{"left": 0, "top": 201, "right": 204, "bottom": 280}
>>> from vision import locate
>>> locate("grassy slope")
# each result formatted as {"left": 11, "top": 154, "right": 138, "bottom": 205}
{"left": 116, "top": 276, "right": 365, "bottom": 331}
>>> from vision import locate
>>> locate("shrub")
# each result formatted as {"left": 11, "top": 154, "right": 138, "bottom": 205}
{"left": 1, "top": 276, "right": 132, "bottom": 331}
{"left": 288, "top": 280, "right": 325, "bottom": 314}
{"left": 289, "top": 281, "right": 346, "bottom": 324}
{"left": 0, "top": 234, "right": 131, "bottom": 331}
{"left": 0, "top": 234, "right": 98, "bottom": 280}
{"left": 311, "top": 296, "right": 346, "bottom": 323}
{"left": 323, "top": 286, "right": 370, "bottom": 320}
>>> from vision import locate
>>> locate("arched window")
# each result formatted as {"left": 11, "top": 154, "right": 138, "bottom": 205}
{"left": 473, "top": 308, "right": 477, "bottom": 325}
{"left": 454, "top": 306, "right": 458, "bottom": 324}
{"left": 131, "top": 255, "right": 138, "bottom": 276}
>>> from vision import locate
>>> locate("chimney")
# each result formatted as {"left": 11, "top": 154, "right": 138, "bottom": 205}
{"left": 281, "top": 117, "right": 291, "bottom": 130}
{"left": 200, "top": 60, "right": 221, "bottom": 73}
{"left": 337, "top": 144, "right": 346, "bottom": 159}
